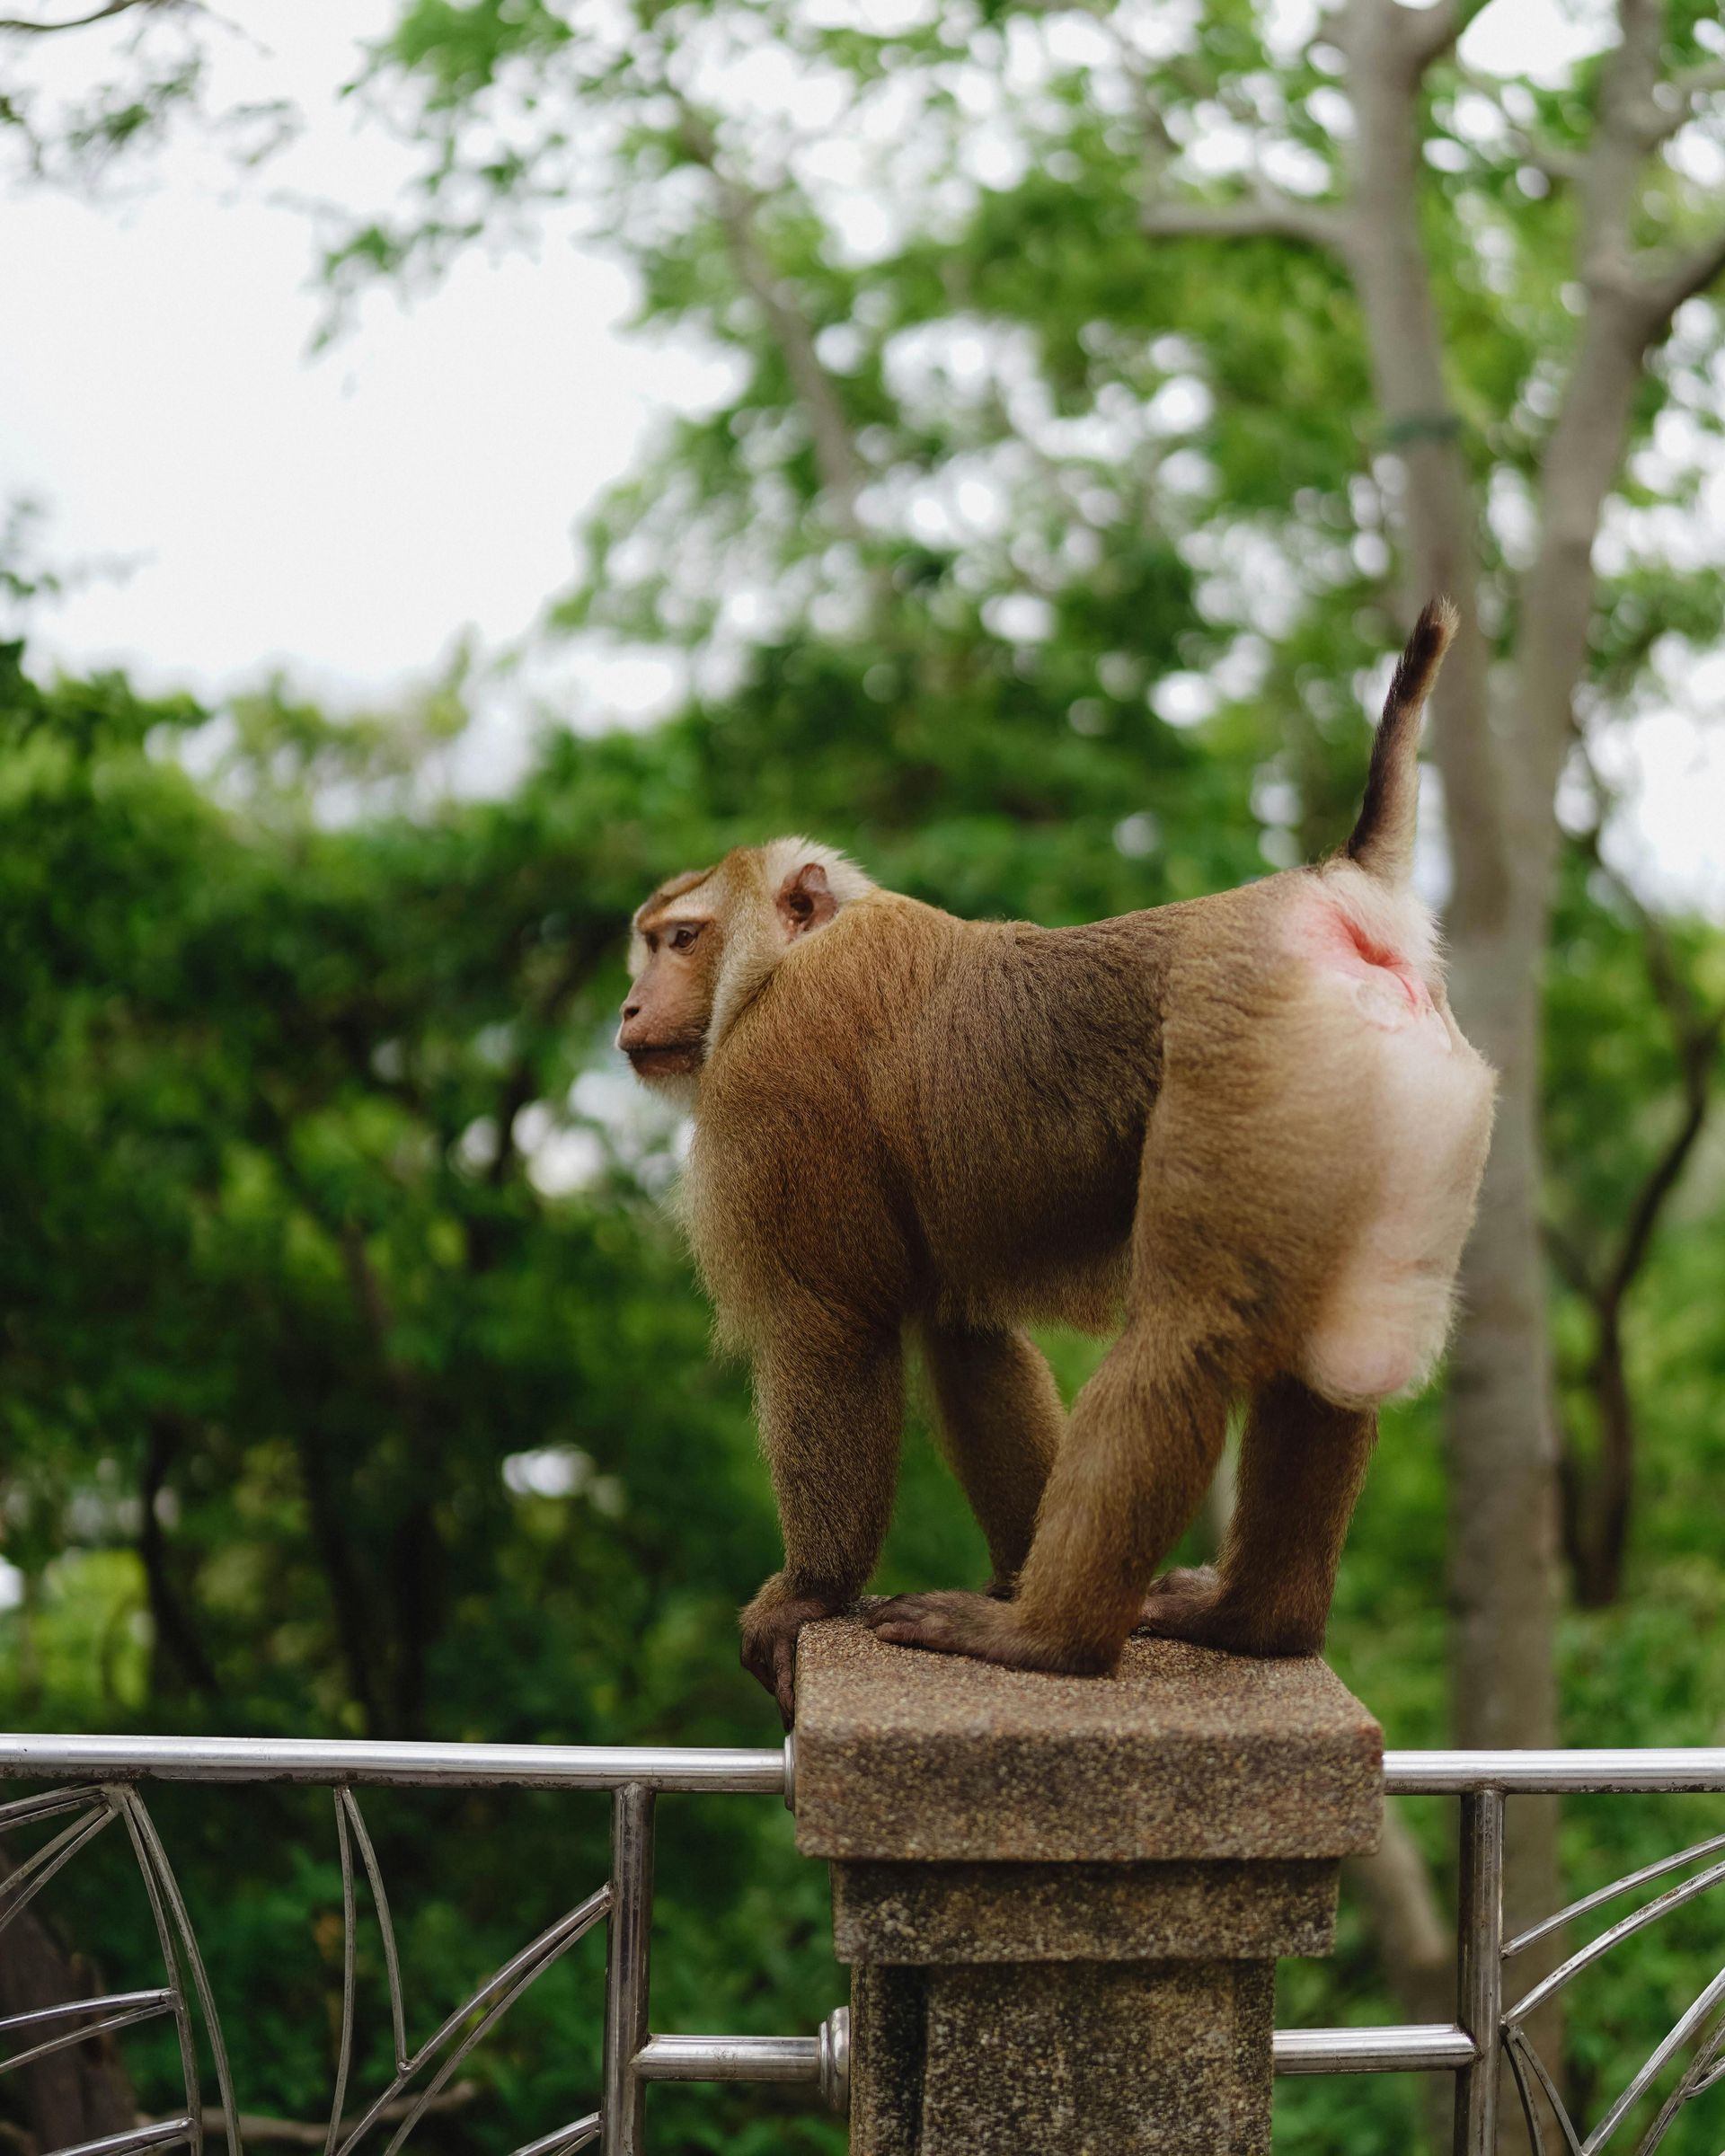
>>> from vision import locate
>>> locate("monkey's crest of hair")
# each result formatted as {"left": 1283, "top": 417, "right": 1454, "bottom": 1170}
{"left": 706, "top": 837, "right": 875, "bottom": 1047}
{"left": 757, "top": 835, "right": 873, "bottom": 902}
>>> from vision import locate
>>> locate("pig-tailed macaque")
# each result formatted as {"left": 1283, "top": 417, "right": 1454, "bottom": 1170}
{"left": 619, "top": 603, "right": 1494, "bottom": 1722}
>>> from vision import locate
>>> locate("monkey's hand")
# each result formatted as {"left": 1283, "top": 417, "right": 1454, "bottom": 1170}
{"left": 739, "top": 1577, "right": 847, "bottom": 1728}
{"left": 1136, "top": 1567, "right": 1322, "bottom": 1657}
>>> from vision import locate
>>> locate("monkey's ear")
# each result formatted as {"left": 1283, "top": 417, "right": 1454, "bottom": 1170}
{"left": 776, "top": 861, "right": 837, "bottom": 939}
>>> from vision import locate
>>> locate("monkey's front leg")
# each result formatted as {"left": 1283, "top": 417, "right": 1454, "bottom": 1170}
{"left": 740, "top": 1326, "right": 903, "bottom": 1726}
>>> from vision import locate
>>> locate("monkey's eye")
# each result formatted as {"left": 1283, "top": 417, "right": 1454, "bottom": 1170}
{"left": 670, "top": 925, "right": 700, "bottom": 952}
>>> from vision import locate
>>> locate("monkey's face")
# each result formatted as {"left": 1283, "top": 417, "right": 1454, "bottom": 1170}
{"left": 620, "top": 844, "right": 860, "bottom": 1092}
{"left": 618, "top": 873, "right": 721, "bottom": 1085}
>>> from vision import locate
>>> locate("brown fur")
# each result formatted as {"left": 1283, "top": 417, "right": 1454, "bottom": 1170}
{"left": 618, "top": 614, "right": 1495, "bottom": 1722}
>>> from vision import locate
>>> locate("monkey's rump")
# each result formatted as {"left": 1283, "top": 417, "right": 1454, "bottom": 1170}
{"left": 1287, "top": 870, "right": 1495, "bottom": 1408}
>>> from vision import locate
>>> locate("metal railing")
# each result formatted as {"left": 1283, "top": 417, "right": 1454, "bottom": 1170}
{"left": 0, "top": 1733, "right": 841, "bottom": 2156}
{"left": 1280, "top": 1748, "right": 1725, "bottom": 2156}
{"left": 4, "top": 1736, "right": 1725, "bottom": 2156}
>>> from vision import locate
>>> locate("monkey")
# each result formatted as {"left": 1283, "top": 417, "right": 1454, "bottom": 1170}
{"left": 617, "top": 602, "right": 1494, "bottom": 1724}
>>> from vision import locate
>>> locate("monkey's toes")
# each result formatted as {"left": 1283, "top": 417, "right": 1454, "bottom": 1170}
{"left": 864, "top": 1589, "right": 999, "bottom": 1657}
{"left": 1134, "top": 1568, "right": 1322, "bottom": 1657}
{"left": 1134, "top": 1566, "right": 1225, "bottom": 1640}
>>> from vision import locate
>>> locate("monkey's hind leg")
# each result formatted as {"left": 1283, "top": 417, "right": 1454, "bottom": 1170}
{"left": 923, "top": 1323, "right": 1064, "bottom": 1595}
{"left": 741, "top": 1323, "right": 904, "bottom": 1726}
{"left": 867, "top": 1306, "right": 1234, "bottom": 1674}
{"left": 1137, "top": 1374, "right": 1376, "bottom": 1656}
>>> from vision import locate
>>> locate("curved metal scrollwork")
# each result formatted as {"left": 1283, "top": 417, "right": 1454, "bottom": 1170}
{"left": 0, "top": 1782, "right": 607, "bottom": 2156}
{"left": 1500, "top": 1825, "right": 1725, "bottom": 2155}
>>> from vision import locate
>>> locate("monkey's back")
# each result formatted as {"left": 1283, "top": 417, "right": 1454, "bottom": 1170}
{"left": 691, "top": 892, "right": 1193, "bottom": 1341}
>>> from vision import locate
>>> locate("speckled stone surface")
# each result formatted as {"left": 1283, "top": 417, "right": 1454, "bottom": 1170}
{"left": 852, "top": 1961, "right": 1275, "bottom": 2156}
{"left": 850, "top": 1965, "right": 925, "bottom": 2156}
{"left": 831, "top": 1857, "right": 1339, "bottom": 1964}
{"left": 795, "top": 1616, "right": 1383, "bottom": 1863}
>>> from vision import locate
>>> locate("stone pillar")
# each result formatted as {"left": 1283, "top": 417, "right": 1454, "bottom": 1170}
{"left": 793, "top": 1617, "right": 1383, "bottom": 2156}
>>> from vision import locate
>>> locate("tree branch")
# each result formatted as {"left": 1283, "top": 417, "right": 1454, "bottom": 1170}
{"left": 139, "top": 1410, "right": 221, "bottom": 1701}
{"left": 1455, "top": 66, "right": 1585, "bottom": 184}
{"left": 1543, "top": 1215, "right": 1597, "bottom": 1300}
{"left": 1138, "top": 192, "right": 1347, "bottom": 252}
{"left": 1605, "top": 1020, "right": 1721, "bottom": 1312}
{"left": 1575, "top": 0, "right": 1665, "bottom": 287}
{"left": 1551, "top": 776, "right": 1723, "bottom": 1604}
{"left": 161, "top": 2087, "right": 478, "bottom": 2149}
{"left": 1396, "top": 0, "right": 1469, "bottom": 73}
{"left": 1630, "top": 57, "right": 1725, "bottom": 145}
{"left": 677, "top": 102, "right": 869, "bottom": 542}
{"left": 1569, "top": 801, "right": 1725, "bottom": 1320}
{"left": 0, "top": 0, "right": 171, "bottom": 30}
{"left": 1634, "top": 224, "right": 1725, "bottom": 330}
{"left": 1511, "top": 0, "right": 1685, "bottom": 879}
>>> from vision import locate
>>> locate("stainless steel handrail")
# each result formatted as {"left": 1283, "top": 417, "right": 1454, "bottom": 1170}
{"left": 0, "top": 1734, "right": 788, "bottom": 1793}
{"left": 1272, "top": 2023, "right": 1479, "bottom": 2074}
{"left": 6, "top": 1736, "right": 1725, "bottom": 2153}
{"left": 1384, "top": 1747, "right": 1725, "bottom": 1794}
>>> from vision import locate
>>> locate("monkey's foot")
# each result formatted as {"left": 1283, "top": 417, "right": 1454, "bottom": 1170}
{"left": 1135, "top": 1567, "right": 1321, "bottom": 1657}
{"left": 739, "top": 1585, "right": 846, "bottom": 1728}
{"left": 864, "top": 1590, "right": 1114, "bottom": 1674}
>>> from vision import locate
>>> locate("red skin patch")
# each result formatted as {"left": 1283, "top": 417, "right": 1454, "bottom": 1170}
{"left": 1293, "top": 897, "right": 1433, "bottom": 1019}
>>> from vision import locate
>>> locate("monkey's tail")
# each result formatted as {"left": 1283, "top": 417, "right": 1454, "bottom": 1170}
{"left": 1344, "top": 596, "right": 1458, "bottom": 885}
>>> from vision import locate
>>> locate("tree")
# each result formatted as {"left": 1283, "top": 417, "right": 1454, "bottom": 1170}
{"left": 341, "top": 0, "right": 1725, "bottom": 1983}
{"left": 319, "top": 8, "right": 1725, "bottom": 2130}
{"left": 8, "top": 4, "right": 1725, "bottom": 2143}
{"left": 1545, "top": 832, "right": 1725, "bottom": 1608}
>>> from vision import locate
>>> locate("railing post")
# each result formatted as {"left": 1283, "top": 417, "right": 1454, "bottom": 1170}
{"left": 601, "top": 1783, "right": 655, "bottom": 2156}
{"left": 793, "top": 1616, "right": 1384, "bottom": 2155}
{"left": 1452, "top": 1788, "right": 1504, "bottom": 2156}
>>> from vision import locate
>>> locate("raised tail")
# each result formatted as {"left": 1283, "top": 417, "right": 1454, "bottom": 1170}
{"left": 1345, "top": 597, "right": 1458, "bottom": 884}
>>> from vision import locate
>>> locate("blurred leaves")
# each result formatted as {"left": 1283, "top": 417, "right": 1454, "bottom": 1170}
{"left": 4, "top": 0, "right": 1725, "bottom": 2149}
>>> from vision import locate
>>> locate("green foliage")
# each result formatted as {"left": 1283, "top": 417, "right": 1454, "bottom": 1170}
{"left": 4, "top": 605, "right": 1722, "bottom": 2148}
{"left": 5, "top": 1, "right": 1725, "bottom": 2149}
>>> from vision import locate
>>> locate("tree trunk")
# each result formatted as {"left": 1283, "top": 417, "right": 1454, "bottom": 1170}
{"left": 1561, "top": 1314, "right": 1636, "bottom": 1609}
{"left": 1143, "top": 0, "right": 1721, "bottom": 2134}
{"left": 1333, "top": 6, "right": 1583, "bottom": 2128}
{"left": 0, "top": 1850, "right": 137, "bottom": 2155}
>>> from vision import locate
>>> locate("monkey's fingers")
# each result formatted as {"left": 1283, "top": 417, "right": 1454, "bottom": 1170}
{"left": 771, "top": 1635, "right": 800, "bottom": 1729}
{"left": 739, "top": 1628, "right": 782, "bottom": 1708}
{"left": 739, "top": 1638, "right": 797, "bottom": 1728}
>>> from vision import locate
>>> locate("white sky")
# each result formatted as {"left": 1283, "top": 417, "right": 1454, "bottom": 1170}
{"left": 0, "top": 0, "right": 1720, "bottom": 909}
{"left": 0, "top": 4, "right": 712, "bottom": 756}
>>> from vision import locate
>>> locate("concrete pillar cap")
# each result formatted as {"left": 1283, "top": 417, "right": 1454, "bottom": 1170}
{"left": 793, "top": 1616, "right": 1383, "bottom": 1864}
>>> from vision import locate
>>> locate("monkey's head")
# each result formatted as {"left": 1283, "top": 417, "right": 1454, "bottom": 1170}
{"left": 618, "top": 836, "right": 873, "bottom": 1093}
